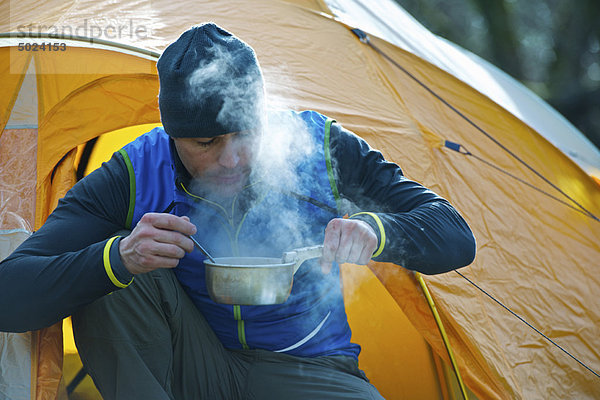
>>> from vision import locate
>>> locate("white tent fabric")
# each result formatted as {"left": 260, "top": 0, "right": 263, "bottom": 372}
{"left": 0, "top": 230, "right": 32, "bottom": 400}
{"left": 324, "top": 0, "right": 600, "bottom": 178}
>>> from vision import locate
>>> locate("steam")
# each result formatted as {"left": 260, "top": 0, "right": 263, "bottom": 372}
{"left": 187, "top": 43, "right": 266, "bottom": 135}
{"left": 205, "top": 107, "right": 321, "bottom": 258}
{"left": 182, "top": 42, "right": 329, "bottom": 259}
{"left": 254, "top": 110, "right": 316, "bottom": 191}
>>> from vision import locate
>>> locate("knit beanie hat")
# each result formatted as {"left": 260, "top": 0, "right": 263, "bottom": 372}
{"left": 157, "top": 23, "right": 266, "bottom": 138}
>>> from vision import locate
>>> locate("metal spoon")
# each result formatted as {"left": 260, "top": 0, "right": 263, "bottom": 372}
{"left": 188, "top": 235, "right": 216, "bottom": 263}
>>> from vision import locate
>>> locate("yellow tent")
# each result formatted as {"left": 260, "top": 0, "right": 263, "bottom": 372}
{"left": 1, "top": 1, "right": 599, "bottom": 399}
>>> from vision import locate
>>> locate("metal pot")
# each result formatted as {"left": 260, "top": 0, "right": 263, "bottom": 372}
{"left": 203, "top": 245, "right": 323, "bottom": 305}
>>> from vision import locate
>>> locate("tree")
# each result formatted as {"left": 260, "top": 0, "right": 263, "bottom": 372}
{"left": 397, "top": 0, "right": 600, "bottom": 149}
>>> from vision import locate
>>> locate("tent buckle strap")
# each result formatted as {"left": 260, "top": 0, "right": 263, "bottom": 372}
{"left": 350, "top": 28, "right": 369, "bottom": 44}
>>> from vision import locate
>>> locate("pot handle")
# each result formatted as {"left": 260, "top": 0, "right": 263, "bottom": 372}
{"left": 282, "top": 245, "right": 324, "bottom": 274}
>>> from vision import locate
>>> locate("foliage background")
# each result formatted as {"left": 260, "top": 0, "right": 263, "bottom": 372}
{"left": 397, "top": 0, "right": 600, "bottom": 150}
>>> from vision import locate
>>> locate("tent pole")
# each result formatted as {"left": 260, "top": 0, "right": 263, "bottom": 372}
{"left": 416, "top": 272, "right": 469, "bottom": 400}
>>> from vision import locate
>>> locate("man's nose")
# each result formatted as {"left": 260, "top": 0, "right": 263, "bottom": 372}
{"left": 218, "top": 137, "right": 241, "bottom": 169}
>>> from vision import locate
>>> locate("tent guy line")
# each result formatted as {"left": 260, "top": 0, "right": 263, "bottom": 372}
{"left": 455, "top": 270, "right": 600, "bottom": 380}
{"left": 444, "top": 141, "right": 600, "bottom": 222}
{"left": 349, "top": 28, "right": 599, "bottom": 223}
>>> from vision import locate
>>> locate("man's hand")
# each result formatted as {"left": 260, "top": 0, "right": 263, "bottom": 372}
{"left": 320, "top": 218, "right": 378, "bottom": 273}
{"left": 119, "top": 213, "right": 196, "bottom": 274}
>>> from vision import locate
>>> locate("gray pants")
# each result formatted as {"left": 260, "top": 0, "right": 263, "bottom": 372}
{"left": 72, "top": 269, "right": 384, "bottom": 400}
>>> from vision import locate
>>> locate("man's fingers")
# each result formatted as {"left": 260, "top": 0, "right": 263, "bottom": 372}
{"left": 138, "top": 213, "right": 196, "bottom": 253}
{"left": 148, "top": 241, "right": 187, "bottom": 260}
{"left": 153, "top": 228, "right": 194, "bottom": 254}
{"left": 334, "top": 241, "right": 371, "bottom": 265}
{"left": 357, "top": 246, "right": 374, "bottom": 266}
{"left": 320, "top": 218, "right": 378, "bottom": 270}
{"left": 135, "top": 253, "right": 180, "bottom": 271}
{"left": 120, "top": 213, "right": 198, "bottom": 274}
{"left": 321, "top": 219, "right": 342, "bottom": 272}
{"left": 345, "top": 243, "right": 365, "bottom": 265}
{"left": 142, "top": 213, "right": 197, "bottom": 236}
{"left": 120, "top": 235, "right": 182, "bottom": 274}
{"left": 322, "top": 219, "right": 342, "bottom": 261}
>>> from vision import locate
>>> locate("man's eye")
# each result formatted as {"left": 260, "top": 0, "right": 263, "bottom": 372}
{"left": 196, "top": 139, "right": 215, "bottom": 147}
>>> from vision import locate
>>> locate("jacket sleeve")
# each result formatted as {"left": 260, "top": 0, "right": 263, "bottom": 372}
{"left": 329, "top": 122, "right": 476, "bottom": 274}
{"left": 0, "top": 152, "right": 133, "bottom": 332}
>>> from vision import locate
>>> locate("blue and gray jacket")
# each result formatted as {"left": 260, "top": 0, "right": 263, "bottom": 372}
{"left": 121, "top": 110, "right": 359, "bottom": 357}
{"left": 0, "top": 109, "right": 476, "bottom": 349}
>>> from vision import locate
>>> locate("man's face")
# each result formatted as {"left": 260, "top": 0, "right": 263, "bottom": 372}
{"left": 173, "top": 130, "right": 260, "bottom": 200}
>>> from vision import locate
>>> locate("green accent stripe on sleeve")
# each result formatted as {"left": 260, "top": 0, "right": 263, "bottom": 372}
{"left": 350, "top": 212, "right": 386, "bottom": 258}
{"left": 323, "top": 118, "right": 341, "bottom": 206}
{"left": 118, "top": 149, "right": 136, "bottom": 229}
{"left": 103, "top": 236, "right": 133, "bottom": 288}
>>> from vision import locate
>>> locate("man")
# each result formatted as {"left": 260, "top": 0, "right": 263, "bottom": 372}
{"left": 0, "top": 23, "right": 476, "bottom": 399}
